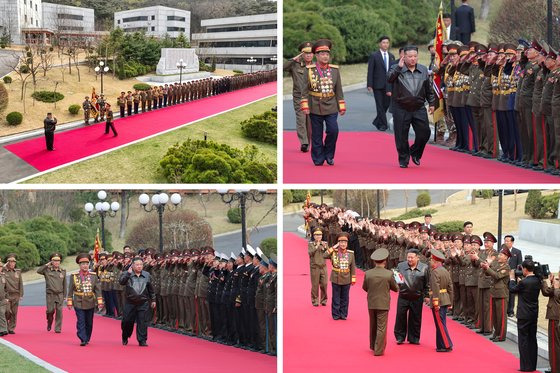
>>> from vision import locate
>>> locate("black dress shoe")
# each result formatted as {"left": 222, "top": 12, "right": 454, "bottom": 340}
{"left": 411, "top": 156, "right": 420, "bottom": 166}
{"left": 47, "top": 326, "right": 51, "bottom": 331}
{"left": 333, "top": 316, "right": 340, "bottom": 320}
{"left": 396, "top": 340, "right": 404, "bottom": 345}
{"left": 399, "top": 163, "right": 408, "bottom": 168}
{"left": 139, "top": 341, "right": 148, "bottom": 347}
{"left": 55, "top": 330, "right": 61, "bottom": 333}
{"left": 326, "top": 158, "right": 334, "bottom": 166}
{"left": 340, "top": 316, "right": 347, "bottom": 320}
{"left": 314, "top": 162, "right": 324, "bottom": 166}
{"left": 300, "top": 144, "right": 309, "bottom": 152}
{"left": 378, "top": 126, "right": 388, "bottom": 131}
{"left": 482, "top": 332, "right": 492, "bottom": 336}
{"left": 321, "top": 302, "right": 327, "bottom": 306}
{"left": 122, "top": 338, "right": 128, "bottom": 345}
{"left": 436, "top": 348, "right": 452, "bottom": 352}
{"left": 476, "top": 330, "right": 485, "bottom": 334}
{"left": 0, "top": 332, "right": 7, "bottom": 336}
{"left": 8, "top": 331, "right": 14, "bottom": 334}
{"left": 409, "top": 341, "right": 420, "bottom": 345}
{"left": 312, "top": 303, "right": 319, "bottom": 307}
{"left": 80, "top": 341, "right": 87, "bottom": 346}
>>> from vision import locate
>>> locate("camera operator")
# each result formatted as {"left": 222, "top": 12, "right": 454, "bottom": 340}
{"left": 505, "top": 235, "right": 523, "bottom": 317}
{"left": 509, "top": 258, "right": 542, "bottom": 372}
{"left": 542, "top": 272, "right": 560, "bottom": 373}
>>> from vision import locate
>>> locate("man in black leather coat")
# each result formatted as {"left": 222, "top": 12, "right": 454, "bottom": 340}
{"left": 43, "top": 112, "right": 57, "bottom": 151}
{"left": 387, "top": 45, "right": 436, "bottom": 168}
{"left": 394, "top": 248, "right": 430, "bottom": 344}
{"left": 120, "top": 257, "right": 156, "bottom": 347}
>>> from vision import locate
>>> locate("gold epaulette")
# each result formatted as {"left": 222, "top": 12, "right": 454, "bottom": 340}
{"left": 330, "top": 64, "right": 339, "bottom": 69}
{"left": 306, "top": 65, "right": 315, "bottom": 69}
{"left": 347, "top": 250, "right": 354, "bottom": 253}
{"left": 89, "top": 272, "right": 96, "bottom": 276}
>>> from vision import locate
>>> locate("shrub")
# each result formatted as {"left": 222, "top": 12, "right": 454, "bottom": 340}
{"left": 0, "top": 82, "right": 8, "bottom": 114}
{"left": 0, "top": 234, "right": 40, "bottom": 271}
{"left": 291, "top": 190, "right": 308, "bottom": 203}
{"left": 476, "top": 190, "right": 494, "bottom": 199}
{"left": 32, "top": 90, "right": 64, "bottom": 103}
{"left": 540, "top": 193, "right": 560, "bottom": 218}
{"left": 233, "top": 70, "right": 244, "bottom": 75}
{"left": 19, "top": 65, "right": 29, "bottom": 74}
{"left": 133, "top": 83, "right": 152, "bottom": 91}
{"left": 260, "top": 237, "right": 277, "bottom": 256}
{"left": 436, "top": 220, "right": 465, "bottom": 233}
{"left": 227, "top": 207, "right": 242, "bottom": 224}
{"left": 6, "top": 111, "right": 23, "bottom": 126}
{"left": 68, "top": 104, "right": 80, "bottom": 115}
{"left": 25, "top": 230, "right": 68, "bottom": 263}
{"left": 3, "top": 76, "right": 12, "bottom": 84}
{"left": 391, "top": 208, "right": 438, "bottom": 221}
{"left": 159, "top": 139, "right": 276, "bottom": 183}
{"left": 525, "top": 190, "right": 543, "bottom": 218}
{"left": 416, "top": 192, "right": 431, "bottom": 208}
{"left": 283, "top": 190, "right": 293, "bottom": 206}
{"left": 240, "top": 111, "right": 277, "bottom": 144}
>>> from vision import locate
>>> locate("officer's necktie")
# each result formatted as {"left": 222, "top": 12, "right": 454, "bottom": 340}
{"left": 383, "top": 52, "right": 388, "bottom": 72}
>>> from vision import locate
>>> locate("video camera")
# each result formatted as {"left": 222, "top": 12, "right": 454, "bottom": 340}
{"left": 514, "top": 255, "right": 550, "bottom": 280}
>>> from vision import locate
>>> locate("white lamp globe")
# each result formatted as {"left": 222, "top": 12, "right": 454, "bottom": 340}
{"left": 97, "top": 190, "right": 107, "bottom": 200}
{"left": 216, "top": 188, "right": 228, "bottom": 194}
{"left": 111, "top": 202, "right": 120, "bottom": 211}
{"left": 151, "top": 194, "right": 160, "bottom": 205}
{"left": 170, "top": 193, "right": 181, "bottom": 205}
{"left": 84, "top": 203, "right": 94, "bottom": 212}
{"left": 139, "top": 193, "right": 149, "bottom": 205}
{"left": 102, "top": 202, "right": 110, "bottom": 211}
{"left": 95, "top": 202, "right": 103, "bottom": 211}
{"left": 159, "top": 193, "right": 169, "bottom": 205}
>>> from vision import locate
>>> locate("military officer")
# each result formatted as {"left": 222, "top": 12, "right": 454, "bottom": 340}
{"left": 0, "top": 260, "right": 8, "bottom": 336}
{"left": 324, "top": 232, "right": 356, "bottom": 320}
{"left": 308, "top": 228, "right": 328, "bottom": 306}
{"left": 429, "top": 249, "right": 453, "bottom": 352}
{"left": 301, "top": 39, "right": 346, "bottom": 166}
{"left": 98, "top": 94, "right": 106, "bottom": 122}
{"left": 541, "top": 271, "right": 560, "bottom": 373}
{"left": 82, "top": 96, "right": 91, "bottom": 125}
{"left": 472, "top": 231, "right": 497, "bottom": 335}
{"left": 67, "top": 253, "right": 104, "bottom": 346}
{"left": 285, "top": 41, "right": 314, "bottom": 152}
{"left": 104, "top": 104, "right": 117, "bottom": 136}
{"left": 126, "top": 91, "right": 133, "bottom": 116}
{"left": 146, "top": 87, "right": 153, "bottom": 112}
{"left": 118, "top": 92, "right": 126, "bottom": 117}
{"left": 265, "top": 254, "right": 277, "bottom": 355}
{"left": 4, "top": 254, "right": 23, "bottom": 334}
{"left": 133, "top": 89, "right": 140, "bottom": 114}
{"left": 36, "top": 253, "right": 67, "bottom": 333}
{"left": 362, "top": 248, "right": 398, "bottom": 356}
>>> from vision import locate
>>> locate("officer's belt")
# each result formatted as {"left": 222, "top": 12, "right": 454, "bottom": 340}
{"left": 332, "top": 268, "right": 350, "bottom": 273}
{"left": 73, "top": 291, "right": 94, "bottom": 297}
{"left": 439, "top": 289, "right": 448, "bottom": 293}
{"left": 309, "top": 92, "right": 335, "bottom": 98}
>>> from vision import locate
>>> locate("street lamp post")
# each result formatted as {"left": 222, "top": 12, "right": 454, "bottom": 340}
{"left": 217, "top": 189, "right": 266, "bottom": 250}
{"left": 247, "top": 56, "right": 257, "bottom": 73}
{"left": 139, "top": 192, "right": 182, "bottom": 253}
{"left": 176, "top": 59, "right": 187, "bottom": 85}
{"left": 84, "top": 190, "right": 120, "bottom": 250}
{"left": 94, "top": 61, "right": 110, "bottom": 95}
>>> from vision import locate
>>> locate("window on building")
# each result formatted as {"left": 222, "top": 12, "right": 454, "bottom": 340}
{"left": 207, "top": 24, "right": 277, "bottom": 33}
{"left": 151, "top": 15, "right": 155, "bottom": 20}
{"left": 24, "top": 15, "right": 27, "bottom": 23}
{"left": 199, "top": 40, "right": 276, "bottom": 48}
{"left": 30, "top": 0, "right": 32, "bottom": 8}
{"left": 59, "top": 26, "right": 84, "bottom": 31}
{"left": 124, "top": 27, "right": 148, "bottom": 32}
{"left": 167, "top": 27, "right": 185, "bottom": 32}
{"left": 151, "top": 26, "right": 155, "bottom": 31}
{"left": 23, "top": 0, "right": 26, "bottom": 6}
{"left": 122, "top": 16, "right": 148, "bottom": 22}
{"left": 58, "top": 13, "right": 84, "bottom": 21}
{"left": 31, "top": 17, "right": 33, "bottom": 24}
{"left": 35, "top": 4, "right": 37, "bottom": 11}
{"left": 36, "top": 20, "right": 38, "bottom": 26}
{"left": 117, "top": 20, "right": 120, "bottom": 24}
{"left": 167, "top": 16, "right": 185, "bottom": 22}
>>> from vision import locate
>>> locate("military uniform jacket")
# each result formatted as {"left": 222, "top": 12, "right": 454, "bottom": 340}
{"left": 231, "top": 265, "right": 244, "bottom": 305}
{"left": 264, "top": 272, "right": 277, "bottom": 314}
{"left": 112, "top": 265, "right": 125, "bottom": 291}
{"left": 4, "top": 268, "right": 23, "bottom": 297}
{"left": 518, "top": 61, "right": 541, "bottom": 106}
{"left": 308, "top": 241, "right": 328, "bottom": 268}
{"left": 463, "top": 255, "right": 479, "bottom": 287}
{"left": 430, "top": 264, "right": 453, "bottom": 308}
{"left": 159, "top": 265, "right": 169, "bottom": 296}
{"left": 283, "top": 59, "right": 307, "bottom": 97}
{"left": 240, "top": 263, "right": 254, "bottom": 304}
{"left": 222, "top": 269, "right": 233, "bottom": 304}
{"left": 541, "top": 68, "right": 556, "bottom": 116}
{"left": 301, "top": 63, "right": 345, "bottom": 115}
{"left": 206, "top": 266, "right": 220, "bottom": 302}
{"left": 485, "top": 261, "right": 510, "bottom": 298}
{"left": 541, "top": 282, "right": 560, "bottom": 320}
{"left": 473, "top": 249, "right": 496, "bottom": 288}
{"left": 324, "top": 248, "right": 356, "bottom": 285}
{"left": 37, "top": 264, "right": 66, "bottom": 296}
{"left": 362, "top": 267, "right": 398, "bottom": 310}
{"left": 255, "top": 272, "right": 270, "bottom": 310}
{"left": 480, "top": 62, "right": 494, "bottom": 108}
{"left": 551, "top": 68, "right": 560, "bottom": 115}
{"left": 466, "top": 63, "right": 483, "bottom": 107}
{"left": 67, "top": 272, "right": 103, "bottom": 309}
{"left": 186, "top": 262, "right": 197, "bottom": 297}
{"left": 532, "top": 67, "right": 547, "bottom": 114}
{"left": 0, "top": 273, "right": 8, "bottom": 301}
{"left": 195, "top": 264, "right": 210, "bottom": 298}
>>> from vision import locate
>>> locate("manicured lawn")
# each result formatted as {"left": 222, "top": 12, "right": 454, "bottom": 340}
{"left": 0, "top": 345, "right": 50, "bottom": 372}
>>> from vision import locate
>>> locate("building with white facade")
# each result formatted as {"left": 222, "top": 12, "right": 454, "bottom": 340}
{"left": 114, "top": 6, "right": 190, "bottom": 39}
{"left": 191, "top": 13, "right": 277, "bottom": 73}
{"left": 0, "top": 0, "right": 98, "bottom": 45}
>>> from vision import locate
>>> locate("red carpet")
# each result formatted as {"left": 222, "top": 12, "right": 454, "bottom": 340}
{"left": 4, "top": 306, "right": 275, "bottom": 372}
{"left": 283, "top": 131, "right": 560, "bottom": 183}
{"left": 4, "top": 82, "right": 276, "bottom": 172}
{"left": 283, "top": 232, "right": 528, "bottom": 372}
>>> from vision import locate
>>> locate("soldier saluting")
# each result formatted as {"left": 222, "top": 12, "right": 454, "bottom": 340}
{"left": 301, "top": 39, "right": 346, "bottom": 166}
{"left": 36, "top": 253, "right": 67, "bottom": 333}
{"left": 82, "top": 96, "right": 91, "bottom": 125}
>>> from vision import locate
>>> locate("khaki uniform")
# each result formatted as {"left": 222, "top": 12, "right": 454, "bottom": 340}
{"left": 430, "top": 264, "right": 453, "bottom": 350}
{"left": 284, "top": 59, "right": 310, "bottom": 146}
{"left": 36, "top": 264, "right": 67, "bottom": 332}
{"left": 362, "top": 266, "right": 398, "bottom": 355}
{"left": 308, "top": 241, "right": 328, "bottom": 305}
{"left": 185, "top": 261, "right": 198, "bottom": 333}
{"left": 485, "top": 261, "right": 510, "bottom": 341}
{"left": 473, "top": 249, "right": 495, "bottom": 332}
{"left": 542, "top": 281, "right": 560, "bottom": 373}
{"left": 264, "top": 271, "right": 277, "bottom": 355}
{"left": 195, "top": 264, "right": 210, "bottom": 335}
{"left": 463, "top": 254, "right": 479, "bottom": 324}
{"left": 4, "top": 267, "right": 23, "bottom": 333}
{"left": 0, "top": 272, "right": 8, "bottom": 334}
{"left": 67, "top": 272, "right": 102, "bottom": 309}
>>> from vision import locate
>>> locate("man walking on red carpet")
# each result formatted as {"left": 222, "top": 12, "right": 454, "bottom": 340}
{"left": 387, "top": 46, "right": 436, "bottom": 168}
{"left": 37, "top": 253, "right": 67, "bottom": 333}
{"left": 308, "top": 228, "right": 328, "bottom": 307}
{"left": 362, "top": 248, "right": 398, "bottom": 356}
{"left": 324, "top": 233, "right": 356, "bottom": 320}
{"left": 429, "top": 249, "right": 453, "bottom": 352}
{"left": 120, "top": 257, "right": 156, "bottom": 347}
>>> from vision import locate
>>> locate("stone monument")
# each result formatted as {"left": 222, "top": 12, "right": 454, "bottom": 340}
{"left": 156, "top": 48, "right": 200, "bottom": 75}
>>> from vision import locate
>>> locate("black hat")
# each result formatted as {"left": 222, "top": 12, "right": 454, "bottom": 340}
{"left": 312, "top": 39, "right": 332, "bottom": 54}
{"left": 76, "top": 253, "right": 91, "bottom": 264}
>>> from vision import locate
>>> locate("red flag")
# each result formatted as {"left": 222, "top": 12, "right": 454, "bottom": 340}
{"left": 432, "top": 2, "right": 446, "bottom": 123}
{"left": 93, "top": 228, "right": 101, "bottom": 264}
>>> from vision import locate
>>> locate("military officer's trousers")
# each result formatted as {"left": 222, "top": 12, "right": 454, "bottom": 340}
{"left": 198, "top": 296, "right": 210, "bottom": 335}
{"left": 554, "top": 111, "right": 560, "bottom": 168}
{"left": 6, "top": 294, "right": 20, "bottom": 332}
{"left": 465, "top": 285, "right": 478, "bottom": 323}
{"left": 545, "top": 115, "right": 555, "bottom": 169}
{"left": 459, "top": 284, "right": 467, "bottom": 318}
{"left": 491, "top": 296, "right": 508, "bottom": 341}
{"left": 476, "top": 287, "right": 492, "bottom": 333}
{"left": 292, "top": 97, "right": 309, "bottom": 146}
{"left": 533, "top": 112, "right": 546, "bottom": 167}
{"left": 520, "top": 105, "right": 535, "bottom": 163}
{"left": 452, "top": 281, "right": 462, "bottom": 318}
{"left": 46, "top": 292, "right": 64, "bottom": 332}
{"left": 310, "top": 265, "right": 327, "bottom": 306}
{"left": 481, "top": 107, "right": 495, "bottom": 155}
{"left": 369, "top": 309, "right": 389, "bottom": 355}
{"left": 266, "top": 311, "right": 276, "bottom": 355}
{"left": 185, "top": 295, "right": 195, "bottom": 333}
{"left": 432, "top": 306, "right": 453, "bottom": 350}
{"left": 0, "top": 300, "right": 7, "bottom": 333}
{"left": 331, "top": 283, "right": 350, "bottom": 319}
{"left": 256, "top": 307, "right": 266, "bottom": 350}
{"left": 548, "top": 319, "right": 560, "bottom": 373}
{"left": 309, "top": 113, "right": 339, "bottom": 165}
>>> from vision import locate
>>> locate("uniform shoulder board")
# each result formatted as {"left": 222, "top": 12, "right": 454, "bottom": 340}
{"left": 15, "top": 268, "right": 21, "bottom": 272}
{"left": 347, "top": 250, "right": 354, "bottom": 253}
{"left": 330, "top": 64, "right": 339, "bottom": 69}
{"left": 89, "top": 271, "right": 97, "bottom": 276}
{"left": 306, "top": 65, "right": 315, "bottom": 69}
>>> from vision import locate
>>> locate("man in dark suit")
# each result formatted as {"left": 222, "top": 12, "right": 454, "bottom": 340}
{"left": 504, "top": 235, "right": 523, "bottom": 316}
{"left": 367, "top": 36, "right": 395, "bottom": 131}
{"left": 421, "top": 213, "right": 436, "bottom": 230}
{"left": 443, "top": 13, "right": 459, "bottom": 40}
{"left": 454, "top": 0, "right": 475, "bottom": 44}
{"left": 509, "top": 259, "right": 541, "bottom": 372}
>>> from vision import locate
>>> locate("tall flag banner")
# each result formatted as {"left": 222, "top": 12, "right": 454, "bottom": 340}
{"left": 93, "top": 228, "right": 101, "bottom": 264}
{"left": 432, "top": 2, "right": 446, "bottom": 123}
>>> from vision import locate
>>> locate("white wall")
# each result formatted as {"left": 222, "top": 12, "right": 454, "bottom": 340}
{"left": 114, "top": 6, "right": 190, "bottom": 39}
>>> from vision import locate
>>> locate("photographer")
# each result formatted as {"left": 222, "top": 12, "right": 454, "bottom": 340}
{"left": 541, "top": 273, "right": 560, "bottom": 373}
{"left": 509, "top": 258, "right": 541, "bottom": 372}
